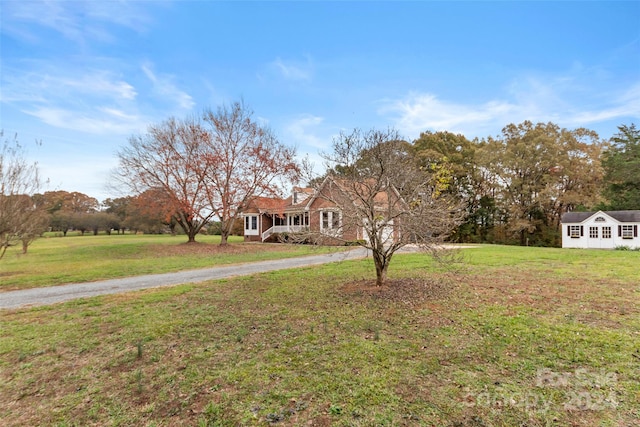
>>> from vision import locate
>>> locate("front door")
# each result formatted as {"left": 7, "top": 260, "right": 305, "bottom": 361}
{"left": 587, "top": 226, "right": 601, "bottom": 248}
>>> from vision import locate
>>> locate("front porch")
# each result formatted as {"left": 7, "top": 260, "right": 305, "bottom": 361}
{"left": 244, "top": 211, "right": 310, "bottom": 242}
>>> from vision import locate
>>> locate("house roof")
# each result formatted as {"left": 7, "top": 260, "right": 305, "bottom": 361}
{"left": 244, "top": 187, "right": 315, "bottom": 214}
{"left": 244, "top": 196, "right": 287, "bottom": 213}
{"left": 244, "top": 178, "right": 405, "bottom": 215}
{"left": 284, "top": 186, "right": 315, "bottom": 211}
{"left": 561, "top": 210, "right": 640, "bottom": 224}
{"left": 311, "top": 175, "right": 402, "bottom": 210}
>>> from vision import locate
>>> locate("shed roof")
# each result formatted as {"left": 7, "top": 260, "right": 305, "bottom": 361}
{"left": 561, "top": 210, "right": 640, "bottom": 224}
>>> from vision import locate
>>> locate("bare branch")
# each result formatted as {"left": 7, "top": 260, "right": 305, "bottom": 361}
{"left": 311, "top": 128, "right": 464, "bottom": 286}
{"left": 1, "top": 132, "right": 47, "bottom": 258}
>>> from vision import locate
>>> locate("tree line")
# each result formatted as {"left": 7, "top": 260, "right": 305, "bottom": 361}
{"left": 1, "top": 101, "right": 638, "bottom": 258}
{"left": 414, "top": 122, "right": 638, "bottom": 246}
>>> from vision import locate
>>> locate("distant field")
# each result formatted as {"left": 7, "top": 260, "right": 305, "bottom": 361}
{"left": 0, "top": 245, "right": 638, "bottom": 426}
{"left": 0, "top": 234, "right": 342, "bottom": 292}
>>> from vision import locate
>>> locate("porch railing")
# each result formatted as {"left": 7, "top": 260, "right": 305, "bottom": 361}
{"left": 261, "top": 225, "right": 308, "bottom": 241}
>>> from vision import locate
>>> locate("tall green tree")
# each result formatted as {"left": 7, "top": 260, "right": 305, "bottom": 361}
{"left": 412, "top": 131, "right": 476, "bottom": 197}
{"left": 412, "top": 131, "right": 480, "bottom": 241}
{"left": 482, "top": 121, "right": 604, "bottom": 246}
{"left": 601, "top": 124, "right": 640, "bottom": 210}
{"left": 547, "top": 128, "right": 604, "bottom": 226}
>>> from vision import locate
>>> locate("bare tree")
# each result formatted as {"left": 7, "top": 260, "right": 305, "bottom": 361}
{"left": 203, "top": 101, "right": 300, "bottom": 245}
{"left": 115, "top": 102, "right": 299, "bottom": 245}
{"left": 0, "top": 132, "right": 47, "bottom": 259}
{"left": 114, "top": 117, "right": 214, "bottom": 242}
{"left": 318, "top": 128, "right": 463, "bottom": 286}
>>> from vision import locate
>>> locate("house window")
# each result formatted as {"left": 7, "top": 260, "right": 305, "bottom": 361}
{"left": 332, "top": 212, "right": 340, "bottom": 229}
{"left": 569, "top": 225, "right": 582, "bottom": 238}
{"left": 595, "top": 217, "right": 606, "bottom": 222}
{"left": 621, "top": 225, "right": 634, "bottom": 239}
{"left": 245, "top": 215, "right": 258, "bottom": 231}
{"left": 602, "top": 227, "right": 611, "bottom": 239}
{"left": 321, "top": 210, "right": 340, "bottom": 231}
{"left": 589, "top": 227, "right": 598, "bottom": 239}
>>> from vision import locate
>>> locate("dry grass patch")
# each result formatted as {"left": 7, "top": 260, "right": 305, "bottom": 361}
{"left": 1, "top": 246, "right": 638, "bottom": 426}
{"left": 0, "top": 235, "right": 343, "bottom": 291}
{"left": 340, "top": 277, "right": 454, "bottom": 305}
{"left": 148, "top": 242, "right": 302, "bottom": 257}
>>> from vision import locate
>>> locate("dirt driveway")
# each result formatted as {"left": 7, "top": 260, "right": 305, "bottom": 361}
{"left": 0, "top": 248, "right": 368, "bottom": 310}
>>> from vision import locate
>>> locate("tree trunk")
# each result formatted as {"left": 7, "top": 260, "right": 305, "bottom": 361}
{"left": 372, "top": 250, "right": 388, "bottom": 286}
{"left": 375, "top": 264, "right": 388, "bottom": 287}
{"left": 219, "top": 219, "right": 233, "bottom": 246}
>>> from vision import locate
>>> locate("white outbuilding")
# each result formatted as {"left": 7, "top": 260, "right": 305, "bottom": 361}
{"left": 561, "top": 210, "right": 640, "bottom": 249}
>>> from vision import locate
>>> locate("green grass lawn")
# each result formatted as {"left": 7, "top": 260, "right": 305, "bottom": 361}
{"left": 0, "top": 234, "right": 342, "bottom": 291}
{"left": 1, "top": 244, "right": 638, "bottom": 426}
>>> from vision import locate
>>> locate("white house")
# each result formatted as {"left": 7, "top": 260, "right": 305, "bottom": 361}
{"left": 561, "top": 210, "right": 640, "bottom": 249}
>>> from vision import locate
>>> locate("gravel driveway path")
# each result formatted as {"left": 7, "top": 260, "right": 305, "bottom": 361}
{"left": 0, "top": 248, "right": 368, "bottom": 310}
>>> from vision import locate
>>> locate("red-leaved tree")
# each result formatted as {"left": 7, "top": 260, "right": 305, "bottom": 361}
{"left": 203, "top": 101, "right": 300, "bottom": 245}
{"left": 114, "top": 102, "right": 299, "bottom": 244}
{"left": 115, "top": 116, "right": 214, "bottom": 242}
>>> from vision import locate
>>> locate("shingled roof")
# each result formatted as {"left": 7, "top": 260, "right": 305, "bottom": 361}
{"left": 561, "top": 210, "right": 640, "bottom": 223}
{"left": 244, "top": 196, "right": 287, "bottom": 213}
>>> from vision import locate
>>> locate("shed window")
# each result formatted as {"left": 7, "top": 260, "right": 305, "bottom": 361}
{"left": 620, "top": 225, "right": 636, "bottom": 239}
{"left": 569, "top": 225, "right": 582, "bottom": 238}
{"left": 602, "top": 227, "right": 611, "bottom": 239}
{"left": 589, "top": 227, "right": 598, "bottom": 239}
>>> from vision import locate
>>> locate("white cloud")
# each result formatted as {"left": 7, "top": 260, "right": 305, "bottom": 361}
{"left": 1, "top": 65, "right": 147, "bottom": 134}
{"left": 141, "top": 63, "right": 195, "bottom": 111}
{"left": 269, "top": 56, "right": 314, "bottom": 82}
{"left": 568, "top": 83, "right": 640, "bottom": 125}
{"left": 1, "top": 0, "right": 153, "bottom": 45}
{"left": 1, "top": 66, "right": 137, "bottom": 103}
{"left": 285, "top": 114, "right": 327, "bottom": 149}
{"left": 380, "top": 77, "right": 640, "bottom": 140}
{"left": 26, "top": 107, "right": 144, "bottom": 135}
{"left": 52, "top": 72, "right": 137, "bottom": 101}
{"left": 1, "top": 59, "right": 197, "bottom": 136}
{"left": 379, "top": 92, "right": 519, "bottom": 138}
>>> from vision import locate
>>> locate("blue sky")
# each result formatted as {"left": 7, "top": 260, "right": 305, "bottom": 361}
{"left": 1, "top": 0, "right": 639, "bottom": 201}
